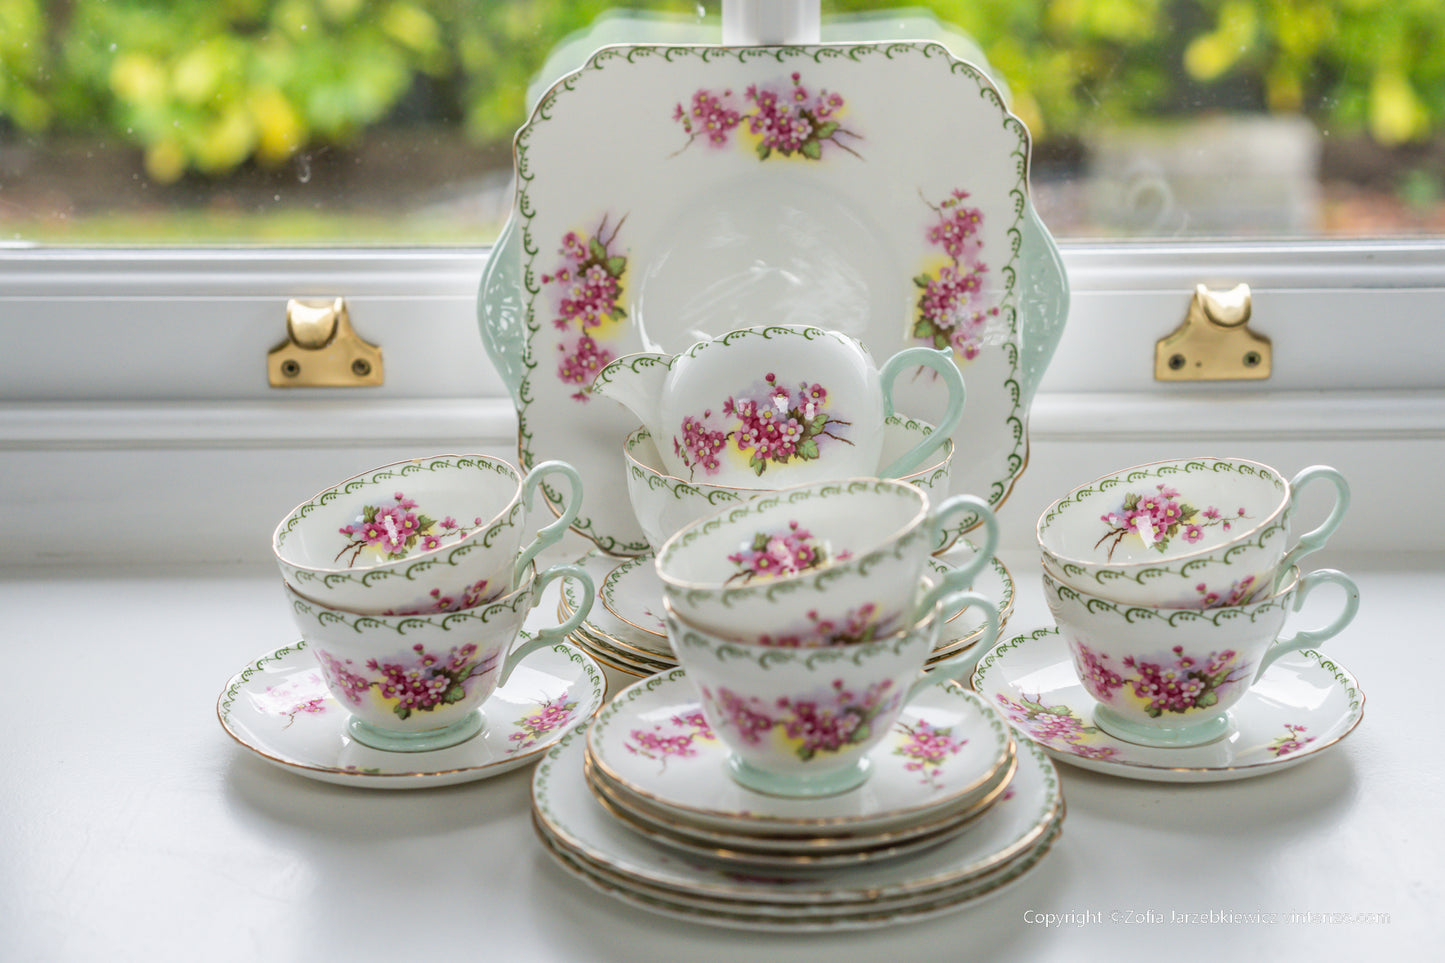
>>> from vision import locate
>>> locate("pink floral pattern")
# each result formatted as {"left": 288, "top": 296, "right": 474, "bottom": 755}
{"left": 701, "top": 679, "right": 900, "bottom": 762}
{"left": 1075, "top": 642, "right": 1246, "bottom": 718}
{"left": 912, "top": 189, "right": 997, "bottom": 362}
{"left": 507, "top": 691, "right": 580, "bottom": 755}
{"left": 381, "top": 578, "right": 503, "bottom": 616}
{"left": 541, "top": 216, "right": 628, "bottom": 402}
{"left": 1096, "top": 483, "right": 1250, "bottom": 559}
{"left": 674, "top": 375, "right": 852, "bottom": 479}
{"left": 893, "top": 719, "right": 967, "bottom": 790}
{"left": 673, "top": 72, "right": 861, "bottom": 161}
{"left": 1267, "top": 723, "right": 1316, "bottom": 757}
{"left": 335, "top": 492, "right": 483, "bottom": 566}
{"left": 1195, "top": 575, "right": 1261, "bottom": 609}
{"left": 753, "top": 604, "right": 898, "bottom": 648}
{"left": 625, "top": 711, "right": 717, "bottom": 771}
{"left": 315, "top": 643, "right": 498, "bottom": 721}
{"left": 726, "top": 521, "right": 836, "bottom": 583}
{"left": 995, "top": 692, "right": 1119, "bottom": 760}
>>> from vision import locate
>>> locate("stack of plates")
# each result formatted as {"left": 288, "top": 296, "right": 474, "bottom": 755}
{"left": 531, "top": 667, "right": 1064, "bottom": 930}
{"left": 559, "top": 549, "right": 1016, "bottom": 681}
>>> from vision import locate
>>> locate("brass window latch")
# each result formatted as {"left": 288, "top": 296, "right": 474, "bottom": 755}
{"left": 1155, "top": 283, "right": 1271, "bottom": 381}
{"left": 267, "top": 297, "right": 384, "bottom": 388}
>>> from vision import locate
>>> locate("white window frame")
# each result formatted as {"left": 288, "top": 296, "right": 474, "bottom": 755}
{"left": 2, "top": 238, "right": 1442, "bottom": 566}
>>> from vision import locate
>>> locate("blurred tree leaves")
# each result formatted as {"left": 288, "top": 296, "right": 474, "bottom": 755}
{"left": 0, "top": 0, "right": 1441, "bottom": 182}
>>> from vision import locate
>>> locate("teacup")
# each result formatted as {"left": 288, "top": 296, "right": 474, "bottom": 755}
{"left": 1036, "top": 457, "right": 1349, "bottom": 607}
{"left": 666, "top": 589, "right": 1000, "bottom": 797}
{"left": 655, "top": 478, "right": 998, "bottom": 644}
{"left": 624, "top": 414, "right": 957, "bottom": 555}
{"left": 274, "top": 454, "right": 582, "bottom": 616}
{"left": 1042, "top": 566, "right": 1359, "bottom": 748}
{"left": 592, "top": 324, "right": 965, "bottom": 488}
{"left": 281, "top": 562, "right": 594, "bottom": 752}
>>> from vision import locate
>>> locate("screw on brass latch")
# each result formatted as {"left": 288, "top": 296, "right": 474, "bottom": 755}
{"left": 1155, "top": 283, "right": 1271, "bottom": 382}
{"left": 267, "top": 297, "right": 383, "bottom": 387}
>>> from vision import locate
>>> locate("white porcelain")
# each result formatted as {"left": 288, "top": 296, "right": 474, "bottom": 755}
{"left": 1037, "top": 456, "right": 1350, "bottom": 606}
{"left": 592, "top": 324, "right": 965, "bottom": 488}
{"left": 973, "top": 626, "right": 1365, "bottom": 782}
{"left": 1043, "top": 566, "right": 1359, "bottom": 747}
{"left": 534, "top": 719, "right": 1060, "bottom": 910}
{"left": 624, "top": 414, "right": 957, "bottom": 554}
{"left": 498, "top": 41, "right": 1062, "bottom": 555}
{"left": 559, "top": 550, "right": 673, "bottom": 658}
{"left": 583, "top": 666, "right": 1015, "bottom": 833}
{"left": 665, "top": 586, "right": 999, "bottom": 796}
{"left": 656, "top": 478, "right": 999, "bottom": 644}
{"left": 216, "top": 639, "right": 605, "bottom": 788}
{"left": 280, "top": 562, "right": 594, "bottom": 752}
{"left": 599, "top": 555, "right": 668, "bottom": 640}
{"left": 273, "top": 454, "right": 582, "bottom": 615}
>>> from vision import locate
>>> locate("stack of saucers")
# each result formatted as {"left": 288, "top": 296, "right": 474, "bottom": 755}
{"left": 558, "top": 549, "right": 1016, "bottom": 682}
{"left": 530, "top": 667, "right": 1064, "bottom": 930}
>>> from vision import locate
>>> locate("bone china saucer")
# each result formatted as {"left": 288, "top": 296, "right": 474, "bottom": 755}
{"left": 585, "top": 667, "right": 1014, "bottom": 836}
{"left": 971, "top": 627, "right": 1365, "bottom": 783}
{"left": 217, "top": 639, "right": 606, "bottom": 789}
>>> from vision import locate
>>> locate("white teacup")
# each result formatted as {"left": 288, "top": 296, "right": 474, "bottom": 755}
{"left": 624, "top": 414, "right": 957, "bottom": 555}
{"left": 281, "top": 562, "right": 594, "bottom": 752}
{"left": 666, "top": 590, "right": 999, "bottom": 797}
{"left": 592, "top": 324, "right": 965, "bottom": 489}
{"left": 274, "top": 454, "right": 582, "bottom": 616}
{"left": 655, "top": 478, "right": 998, "bottom": 644}
{"left": 1042, "top": 566, "right": 1359, "bottom": 748}
{"left": 1037, "top": 457, "right": 1349, "bottom": 607}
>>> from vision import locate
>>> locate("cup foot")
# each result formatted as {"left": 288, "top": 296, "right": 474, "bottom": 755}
{"left": 1090, "top": 705, "right": 1231, "bottom": 749}
{"left": 345, "top": 710, "right": 486, "bottom": 753}
{"left": 726, "top": 755, "right": 872, "bottom": 798}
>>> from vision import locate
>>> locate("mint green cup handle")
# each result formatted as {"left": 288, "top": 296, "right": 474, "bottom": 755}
{"left": 1275, "top": 465, "right": 1350, "bottom": 591}
{"left": 1254, "top": 569, "right": 1359, "bottom": 681}
{"left": 906, "top": 593, "right": 1000, "bottom": 696}
{"left": 514, "top": 460, "right": 584, "bottom": 583}
{"left": 497, "top": 562, "right": 594, "bottom": 688}
{"left": 877, "top": 346, "right": 966, "bottom": 478}
{"left": 914, "top": 495, "right": 999, "bottom": 618}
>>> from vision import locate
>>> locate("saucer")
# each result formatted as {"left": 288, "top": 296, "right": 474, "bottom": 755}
{"left": 585, "top": 667, "right": 1015, "bottom": 837}
{"left": 562, "top": 551, "right": 673, "bottom": 657}
{"left": 217, "top": 638, "right": 606, "bottom": 789}
{"left": 533, "top": 725, "right": 1061, "bottom": 907}
{"left": 600, "top": 554, "right": 668, "bottom": 639}
{"left": 971, "top": 627, "right": 1366, "bottom": 783}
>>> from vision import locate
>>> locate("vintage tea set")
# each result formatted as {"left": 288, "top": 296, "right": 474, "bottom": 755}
{"left": 215, "top": 31, "right": 1364, "bottom": 930}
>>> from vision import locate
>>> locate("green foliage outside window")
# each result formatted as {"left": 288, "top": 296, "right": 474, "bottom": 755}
{"left": 0, "top": 0, "right": 1442, "bottom": 182}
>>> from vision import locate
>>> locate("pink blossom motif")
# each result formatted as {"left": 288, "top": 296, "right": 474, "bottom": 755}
{"left": 507, "top": 691, "right": 580, "bottom": 754}
{"left": 726, "top": 521, "right": 836, "bottom": 584}
{"left": 893, "top": 719, "right": 967, "bottom": 790}
{"left": 1076, "top": 643, "right": 1247, "bottom": 718}
{"left": 380, "top": 578, "right": 504, "bottom": 616}
{"left": 702, "top": 679, "right": 900, "bottom": 762}
{"left": 754, "top": 604, "right": 899, "bottom": 647}
{"left": 315, "top": 643, "right": 498, "bottom": 721}
{"left": 1194, "top": 575, "right": 1260, "bottom": 609}
{"left": 673, "top": 72, "right": 861, "bottom": 161}
{"left": 1266, "top": 723, "right": 1316, "bottom": 757}
{"left": 540, "top": 216, "right": 627, "bottom": 402}
{"left": 1096, "top": 484, "right": 1251, "bottom": 560}
{"left": 913, "top": 189, "right": 997, "bottom": 362}
{"left": 264, "top": 674, "right": 331, "bottom": 728}
{"left": 674, "top": 375, "right": 852, "bottom": 479}
{"left": 335, "top": 491, "right": 482, "bottom": 566}
{"left": 625, "top": 711, "right": 717, "bottom": 772}
{"left": 995, "top": 692, "right": 1118, "bottom": 759}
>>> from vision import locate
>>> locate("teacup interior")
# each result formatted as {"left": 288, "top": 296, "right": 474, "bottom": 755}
{"left": 1040, "top": 459, "right": 1287, "bottom": 566}
{"left": 277, "top": 457, "right": 523, "bottom": 570}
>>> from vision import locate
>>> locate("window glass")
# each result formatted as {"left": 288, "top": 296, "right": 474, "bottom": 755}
{"left": 1, "top": 0, "right": 1440, "bottom": 244}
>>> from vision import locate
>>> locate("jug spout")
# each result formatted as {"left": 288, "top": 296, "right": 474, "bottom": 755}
{"left": 590, "top": 352, "right": 672, "bottom": 440}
